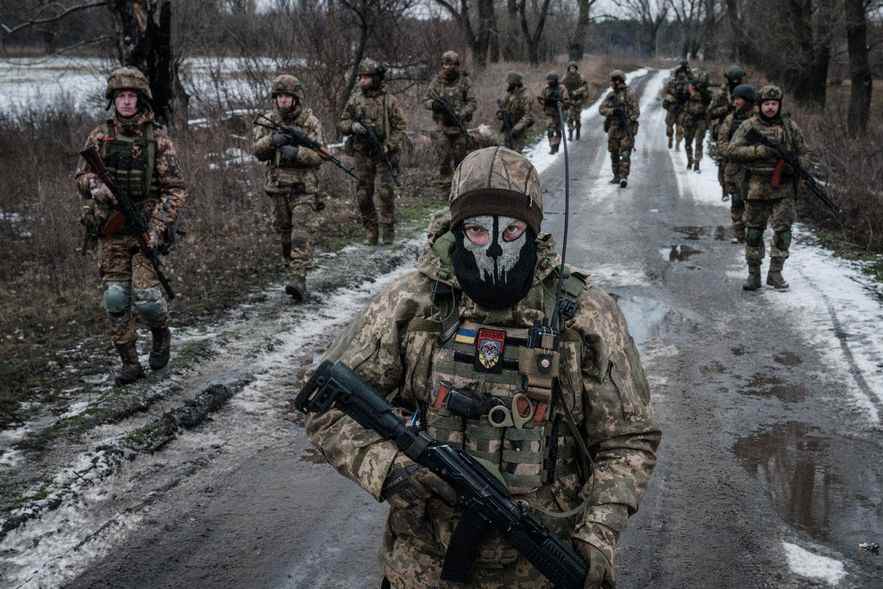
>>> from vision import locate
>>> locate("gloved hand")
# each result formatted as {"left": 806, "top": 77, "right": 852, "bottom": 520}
{"left": 271, "top": 130, "right": 292, "bottom": 148}
{"left": 351, "top": 121, "right": 367, "bottom": 135}
{"left": 279, "top": 145, "right": 299, "bottom": 162}
{"left": 89, "top": 178, "right": 115, "bottom": 205}
{"left": 576, "top": 539, "right": 616, "bottom": 589}
{"left": 753, "top": 144, "right": 776, "bottom": 159}
{"left": 381, "top": 455, "right": 457, "bottom": 510}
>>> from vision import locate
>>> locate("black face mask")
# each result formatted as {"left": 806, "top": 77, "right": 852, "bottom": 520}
{"left": 451, "top": 217, "right": 538, "bottom": 310}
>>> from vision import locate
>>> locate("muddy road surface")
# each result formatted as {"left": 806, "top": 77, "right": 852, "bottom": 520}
{"left": 2, "top": 69, "right": 882, "bottom": 589}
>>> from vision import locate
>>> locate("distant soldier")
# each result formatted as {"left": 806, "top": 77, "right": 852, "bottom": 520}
{"left": 716, "top": 84, "right": 757, "bottom": 244}
{"left": 599, "top": 69, "right": 640, "bottom": 188}
{"left": 496, "top": 71, "right": 535, "bottom": 152}
{"left": 724, "top": 85, "right": 806, "bottom": 291}
{"left": 562, "top": 61, "right": 590, "bottom": 141}
{"left": 338, "top": 59, "right": 407, "bottom": 246}
{"left": 708, "top": 65, "right": 748, "bottom": 195}
{"left": 681, "top": 74, "right": 712, "bottom": 172}
{"left": 424, "top": 50, "right": 477, "bottom": 187}
{"left": 75, "top": 67, "right": 187, "bottom": 385}
{"left": 537, "top": 71, "right": 569, "bottom": 154}
{"left": 253, "top": 74, "right": 325, "bottom": 301}
{"left": 662, "top": 60, "right": 691, "bottom": 150}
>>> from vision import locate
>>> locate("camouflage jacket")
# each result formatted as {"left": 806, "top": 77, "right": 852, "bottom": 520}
{"left": 537, "top": 85, "right": 570, "bottom": 119}
{"left": 253, "top": 106, "right": 324, "bottom": 195}
{"left": 562, "top": 72, "right": 589, "bottom": 106}
{"left": 682, "top": 87, "right": 711, "bottom": 121}
{"left": 707, "top": 87, "right": 733, "bottom": 126}
{"left": 338, "top": 84, "right": 407, "bottom": 156}
{"left": 75, "top": 111, "right": 187, "bottom": 239}
{"left": 306, "top": 225, "right": 660, "bottom": 588}
{"left": 724, "top": 113, "right": 807, "bottom": 200}
{"left": 599, "top": 87, "right": 640, "bottom": 132}
{"left": 497, "top": 86, "right": 535, "bottom": 136}
{"left": 424, "top": 72, "right": 477, "bottom": 134}
{"left": 716, "top": 106, "right": 755, "bottom": 178}
{"left": 662, "top": 71, "right": 691, "bottom": 111}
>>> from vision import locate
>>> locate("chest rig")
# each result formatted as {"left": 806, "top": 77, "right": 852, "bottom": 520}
{"left": 101, "top": 122, "right": 159, "bottom": 206}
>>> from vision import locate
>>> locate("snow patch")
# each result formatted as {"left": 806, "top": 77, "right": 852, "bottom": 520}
{"left": 782, "top": 541, "right": 847, "bottom": 586}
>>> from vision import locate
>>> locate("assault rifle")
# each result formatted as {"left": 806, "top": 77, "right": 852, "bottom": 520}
{"left": 428, "top": 89, "right": 472, "bottom": 144}
{"left": 80, "top": 146, "right": 175, "bottom": 300}
{"left": 255, "top": 114, "right": 359, "bottom": 182}
{"left": 352, "top": 114, "right": 401, "bottom": 187}
{"left": 295, "top": 361, "right": 588, "bottom": 589}
{"left": 745, "top": 127, "right": 840, "bottom": 216}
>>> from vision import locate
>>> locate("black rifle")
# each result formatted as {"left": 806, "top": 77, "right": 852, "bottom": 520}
{"left": 80, "top": 146, "right": 175, "bottom": 300}
{"left": 745, "top": 127, "right": 840, "bottom": 216}
{"left": 429, "top": 89, "right": 472, "bottom": 144}
{"left": 352, "top": 114, "right": 401, "bottom": 187}
{"left": 295, "top": 360, "right": 588, "bottom": 589}
{"left": 255, "top": 114, "right": 360, "bottom": 182}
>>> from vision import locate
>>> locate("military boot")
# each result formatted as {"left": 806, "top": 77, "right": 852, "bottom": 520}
{"left": 365, "top": 225, "right": 379, "bottom": 246}
{"left": 742, "top": 263, "right": 762, "bottom": 291}
{"left": 619, "top": 178, "right": 628, "bottom": 188}
{"left": 731, "top": 225, "right": 745, "bottom": 244}
{"left": 693, "top": 159, "right": 701, "bottom": 173}
{"left": 667, "top": 135, "right": 673, "bottom": 149}
{"left": 767, "top": 258, "right": 789, "bottom": 290}
{"left": 575, "top": 126, "right": 581, "bottom": 140}
{"left": 285, "top": 274, "right": 307, "bottom": 302}
{"left": 380, "top": 223, "right": 395, "bottom": 245}
{"left": 148, "top": 327, "right": 171, "bottom": 370}
{"left": 567, "top": 128, "right": 574, "bottom": 141}
{"left": 686, "top": 156, "right": 693, "bottom": 170}
{"left": 115, "top": 342, "right": 145, "bottom": 386}
{"left": 609, "top": 176, "right": 620, "bottom": 184}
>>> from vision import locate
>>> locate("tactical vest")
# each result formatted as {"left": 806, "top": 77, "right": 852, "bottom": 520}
{"left": 101, "top": 123, "right": 159, "bottom": 205}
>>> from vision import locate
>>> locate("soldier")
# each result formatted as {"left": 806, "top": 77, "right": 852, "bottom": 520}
{"left": 662, "top": 60, "right": 691, "bottom": 150}
{"left": 496, "top": 71, "right": 535, "bottom": 153}
{"left": 562, "top": 61, "right": 590, "bottom": 141}
{"left": 75, "top": 67, "right": 187, "bottom": 385}
{"left": 716, "top": 84, "right": 757, "bottom": 244}
{"left": 599, "top": 70, "right": 640, "bottom": 188}
{"left": 253, "top": 74, "right": 325, "bottom": 301}
{"left": 724, "top": 85, "right": 805, "bottom": 291}
{"left": 339, "top": 58, "right": 407, "bottom": 245}
{"left": 708, "top": 65, "right": 748, "bottom": 195}
{"left": 681, "top": 75, "right": 712, "bottom": 173}
{"left": 537, "top": 72, "right": 569, "bottom": 154}
{"left": 306, "top": 146, "right": 660, "bottom": 589}
{"left": 424, "top": 50, "right": 477, "bottom": 187}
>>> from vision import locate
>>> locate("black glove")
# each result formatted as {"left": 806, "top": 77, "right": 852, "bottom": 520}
{"left": 271, "top": 130, "right": 291, "bottom": 148}
{"left": 381, "top": 458, "right": 457, "bottom": 510}
{"left": 278, "top": 145, "right": 299, "bottom": 162}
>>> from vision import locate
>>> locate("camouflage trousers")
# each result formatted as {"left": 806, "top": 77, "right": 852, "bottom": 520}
{"left": 608, "top": 129, "right": 635, "bottom": 179}
{"left": 355, "top": 151, "right": 399, "bottom": 229}
{"left": 723, "top": 165, "right": 746, "bottom": 238}
{"left": 566, "top": 105, "right": 582, "bottom": 130}
{"left": 271, "top": 186, "right": 319, "bottom": 276}
{"left": 433, "top": 129, "right": 469, "bottom": 179}
{"left": 744, "top": 197, "right": 796, "bottom": 264}
{"left": 665, "top": 109, "right": 683, "bottom": 143}
{"left": 545, "top": 116, "right": 563, "bottom": 149}
{"left": 98, "top": 234, "right": 170, "bottom": 346}
{"left": 682, "top": 116, "right": 706, "bottom": 164}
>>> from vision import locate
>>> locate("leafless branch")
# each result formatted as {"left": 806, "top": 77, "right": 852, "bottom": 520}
{"left": 0, "top": 1, "right": 108, "bottom": 36}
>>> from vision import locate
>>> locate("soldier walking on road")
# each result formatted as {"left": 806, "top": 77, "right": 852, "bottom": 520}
{"left": 537, "top": 72, "right": 569, "bottom": 155}
{"left": 75, "top": 67, "right": 187, "bottom": 385}
{"left": 424, "top": 51, "right": 477, "bottom": 189}
{"left": 496, "top": 71, "right": 535, "bottom": 152}
{"left": 562, "top": 61, "right": 590, "bottom": 141}
{"left": 708, "top": 65, "right": 747, "bottom": 194}
{"left": 724, "top": 85, "right": 806, "bottom": 291}
{"left": 253, "top": 74, "right": 325, "bottom": 301}
{"left": 599, "top": 70, "right": 640, "bottom": 188}
{"left": 716, "top": 84, "right": 757, "bottom": 244}
{"left": 662, "top": 60, "right": 691, "bottom": 150}
{"left": 306, "top": 146, "right": 660, "bottom": 589}
{"left": 339, "top": 59, "right": 407, "bottom": 246}
{"left": 681, "top": 74, "right": 712, "bottom": 173}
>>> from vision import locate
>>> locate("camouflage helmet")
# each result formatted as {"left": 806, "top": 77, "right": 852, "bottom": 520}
{"left": 506, "top": 71, "right": 523, "bottom": 86}
{"left": 567, "top": 61, "right": 578, "bottom": 72}
{"left": 450, "top": 147, "right": 543, "bottom": 234}
{"left": 610, "top": 69, "right": 626, "bottom": 82}
{"left": 679, "top": 59, "right": 689, "bottom": 69}
{"left": 725, "top": 64, "right": 746, "bottom": 82}
{"left": 546, "top": 71, "right": 559, "bottom": 83}
{"left": 271, "top": 74, "right": 304, "bottom": 100}
{"left": 441, "top": 50, "right": 461, "bottom": 66}
{"left": 732, "top": 84, "right": 756, "bottom": 103}
{"left": 358, "top": 58, "right": 385, "bottom": 78}
{"left": 105, "top": 67, "right": 152, "bottom": 100}
{"left": 758, "top": 84, "right": 784, "bottom": 103}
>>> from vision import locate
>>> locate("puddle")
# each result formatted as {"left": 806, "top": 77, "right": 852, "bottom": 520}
{"left": 740, "top": 372, "right": 808, "bottom": 403}
{"left": 664, "top": 244, "right": 704, "bottom": 262}
{"left": 673, "top": 225, "right": 729, "bottom": 241}
{"left": 734, "top": 422, "right": 883, "bottom": 551}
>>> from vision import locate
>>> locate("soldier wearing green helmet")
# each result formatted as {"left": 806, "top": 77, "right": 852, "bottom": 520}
{"left": 708, "top": 65, "right": 749, "bottom": 194}
{"left": 496, "top": 71, "right": 535, "bottom": 152}
{"left": 723, "top": 84, "right": 807, "bottom": 291}
{"left": 562, "top": 61, "right": 590, "bottom": 141}
{"left": 599, "top": 69, "right": 640, "bottom": 187}
{"left": 716, "top": 84, "right": 757, "bottom": 244}
{"left": 537, "top": 71, "right": 570, "bottom": 154}
{"left": 75, "top": 66, "right": 188, "bottom": 385}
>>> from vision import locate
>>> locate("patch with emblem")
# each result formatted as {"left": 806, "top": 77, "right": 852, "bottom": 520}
{"left": 132, "top": 143, "right": 143, "bottom": 160}
{"left": 475, "top": 328, "right": 506, "bottom": 373}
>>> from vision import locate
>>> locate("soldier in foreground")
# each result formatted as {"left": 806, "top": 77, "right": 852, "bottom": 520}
{"left": 724, "top": 85, "right": 805, "bottom": 291}
{"left": 681, "top": 75, "right": 712, "bottom": 172}
{"left": 662, "top": 60, "right": 691, "bottom": 150}
{"left": 252, "top": 74, "right": 325, "bottom": 301}
{"left": 75, "top": 67, "right": 187, "bottom": 385}
{"left": 305, "top": 146, "right": 660, "bottom": 589}
{"left": 339, "top": 59, "right": 407, "bottom": 245}
{"left": 599, "top": 70, "right": 640, "bottom": 187}
{"left": 716, "top": 84, "right": 757, "bottom": 244}
{"left": 562, "top": 61, "right": 590, "bottom": 141}
{"left": 424, "top": 50, "right": 477, "bottom": 187}
{"left": 496, "top": 71, "right": 535, "bottom": 152}
{"left": 537, "top": 72, "right": 568, "bottom": 154}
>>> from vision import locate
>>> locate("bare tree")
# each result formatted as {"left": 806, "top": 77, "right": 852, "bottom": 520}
{"left": 845, "top": 0, "right": 874, "bottom": 134}
{"left": 612, "top": 0, "right": 669, "bottom": 56}
{"left": 518, "top": 0, "right": 554, "bottom": 65}
{"left": 569, "top": 0, "right": 598, "bottom": 61}
{"left": 700, "top": 0, "right": 721, "bottom": 60}
{"left": 667, "top": 0, "right": 704, "bottom": 58}
{"left": 429, "top": 0, "right": 499, "bottom": 68}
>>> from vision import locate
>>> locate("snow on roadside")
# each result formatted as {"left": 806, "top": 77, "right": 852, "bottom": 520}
{"left": 783, "top": 542, "right": 847, "bottom": 586}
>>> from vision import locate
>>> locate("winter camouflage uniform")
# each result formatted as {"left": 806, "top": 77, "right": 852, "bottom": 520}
{"left": 424, "top": 51, "right": 477, "bottom": 183}
{"left": 496, "top": 72, "right": 535, "bottom": 153}
{"left": 562, "top": 63, "right": 590, "bottom": 140}
{"left": 599, "top": 71, "right": 640, "bottom": 182}
{"left": 253, "top": 75, "right": 325, "bottom": 296}
{"left": 681, "top": 77, "right": 712, "bottom": 171}
{"left": 723, "top": 85, "right": 805, "bottom": 289}
{"left": 716, "top": 85, "right": 756, "bottom": 242}
{"left": 339, "top": 59, "right": 407, "bottom": 243}
{"left": 662, "top": 65, "right": 691, "bottom": 149}
{"left": 306, "top": 147, "right": 660, "bottom": 589}
{"left": 76, "top": 68, "right": 186, "bottom": 385}
{"left": 537, "top": 73, "right": 569, "bottom": 154}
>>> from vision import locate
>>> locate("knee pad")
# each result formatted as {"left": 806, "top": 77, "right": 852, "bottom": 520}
{"left": 103, "top": 282, "right": 131, "bottom": 316}
{"left": 774, "top": 230, "right": 792, "bottom": 251}
{"left": 745, "top": 228, "right": 765, "bottom": 247}
{"left": 133, "top": 286, "right": 168, "bottom": 324}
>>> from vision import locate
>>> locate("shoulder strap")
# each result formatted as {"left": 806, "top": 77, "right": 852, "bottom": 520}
{"left": 144, "top": 123, "right": 157, "bottom": 196}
